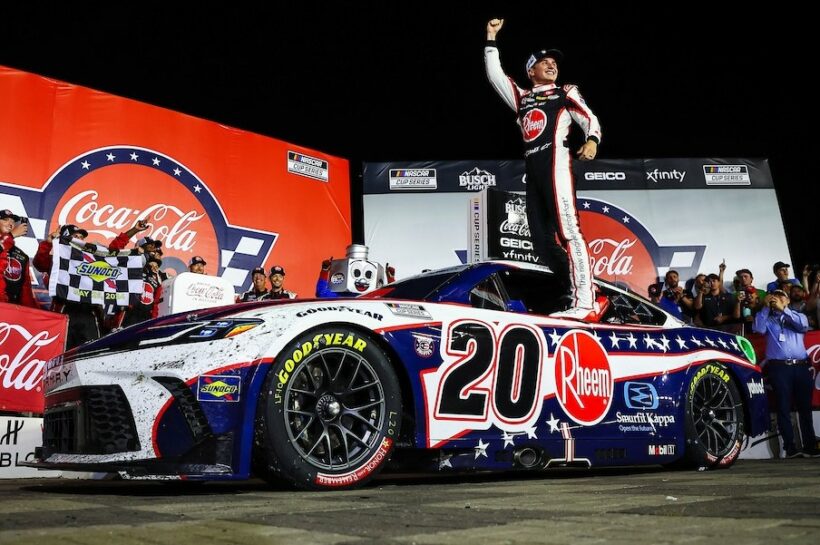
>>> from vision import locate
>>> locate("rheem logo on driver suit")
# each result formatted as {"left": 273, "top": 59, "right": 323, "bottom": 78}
{"left": 554, "top": 330, "right": 614, "bottom": 425}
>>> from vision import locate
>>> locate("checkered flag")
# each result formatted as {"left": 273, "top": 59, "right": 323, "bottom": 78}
{"left": 48, "top": 239, "right": 145, "bottom": 306}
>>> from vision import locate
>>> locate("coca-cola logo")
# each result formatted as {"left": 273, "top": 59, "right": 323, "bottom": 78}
{"left": 578, "top": 199, "right": 705, "bottom": 294}
{"left": 186, "top": 282, "right": 225, "bottom": 302}
{"left": 0, "top": 322, "right": 61, "bottom": 393}
{"left": 554, "top": 330, "right": 613, "bottom": 426}
{"left": 521, "top": 109, "right": 547, "bottom": 142}
{"left": 500, "top": 220, "right": 531, "bottom": 237}
{"left": 587, "top": 238, "right": 637, "bottom": 277}
{"left": 58, "top": 190, "right": 206, "bottom": 252}
{"left": 808, "top": 344, "right": 820, "bottom": 365}
{"left": 54, "top": 169, "right": 218, "bottom": 277}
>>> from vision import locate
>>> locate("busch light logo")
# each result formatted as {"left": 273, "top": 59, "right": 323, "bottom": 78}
{"left": 505, "top": 197, "right": 527, "bottom": 217}
{"left": 624, "top": 381, "right": 659, "bottom": 409}
{"left": 459, "top": 168, "right": 497, "bottom": 191}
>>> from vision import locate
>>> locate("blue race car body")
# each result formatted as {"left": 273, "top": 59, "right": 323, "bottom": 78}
{"left": 33, "top": 261, "right": 768, "bottom": 489}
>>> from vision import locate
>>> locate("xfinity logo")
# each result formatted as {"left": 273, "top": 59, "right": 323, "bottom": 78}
{"left": 646, "top": 169, "right": 686, "bottom": 183}
{"left": 584, "top": 172, "right": 626, "bottom": 181}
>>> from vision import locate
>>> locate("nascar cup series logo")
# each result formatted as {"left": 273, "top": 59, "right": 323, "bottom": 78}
{"left": 3, "top": 146, "right": 278, "bottom": 290}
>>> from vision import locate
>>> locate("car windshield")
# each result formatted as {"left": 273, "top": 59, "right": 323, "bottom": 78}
{"left": 361, "top": 268, "right": 464, "bottom": 301}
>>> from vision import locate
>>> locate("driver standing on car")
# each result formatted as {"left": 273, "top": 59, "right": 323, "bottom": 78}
{"left": 485, "top": 18, "right": 603, "bottom": 322}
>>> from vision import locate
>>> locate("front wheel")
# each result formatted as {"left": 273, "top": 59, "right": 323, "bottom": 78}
{"left": 255, "top": 327, "right": 402, "bottom": 490}
{"left": 683, "top": 362, "right": 745, "bottom": 468}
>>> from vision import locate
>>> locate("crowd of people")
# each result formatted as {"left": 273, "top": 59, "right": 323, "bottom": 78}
{"left": 648, "top": 260, "right": 820, "bottom": 333}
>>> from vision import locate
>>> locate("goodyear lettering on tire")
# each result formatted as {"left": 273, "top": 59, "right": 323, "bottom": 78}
{"left": 689, "top": 363, "right": 730, "bottom": 396}
{"left": 274, "top": 332, "right": 368, "bottom": 403}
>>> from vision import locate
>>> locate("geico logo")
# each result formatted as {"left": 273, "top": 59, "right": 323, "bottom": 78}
{"left": 500, "top": 237, "right": 533, "bottom": 249}
{"left": 585, "top": 172, "right": 626, "bottom": 181}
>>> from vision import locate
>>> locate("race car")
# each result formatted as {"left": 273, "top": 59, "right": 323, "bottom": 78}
{"left": 32, "top": 261, "right": 769, "bottom": 490}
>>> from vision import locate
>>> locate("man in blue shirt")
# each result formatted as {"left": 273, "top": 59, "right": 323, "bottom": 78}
{"left": 753, "top": 289, "right": 819, "bottom": 457}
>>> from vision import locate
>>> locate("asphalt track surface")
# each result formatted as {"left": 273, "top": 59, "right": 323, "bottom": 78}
{"left": 1, "top": 459, "right": 818, "bottom": 544}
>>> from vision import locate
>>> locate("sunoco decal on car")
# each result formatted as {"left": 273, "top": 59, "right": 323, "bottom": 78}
{"left": 386, "top": 303, "right": 432, "bottom": 319}
{"left": 197, "top": 375, "right": 241, "bottom": 402}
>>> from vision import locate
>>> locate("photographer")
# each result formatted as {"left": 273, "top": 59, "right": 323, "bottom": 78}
{"left": 657, "top": 270, "right": 694, "bottom": 322}
{"left": 753, "top": 290, "right": 819, "bottom": 457}
{"left": 0, "top": 209, "right": 38, "bottom": 307}
{"left": 734, "top": 268, "right": 765, "bottom": 328}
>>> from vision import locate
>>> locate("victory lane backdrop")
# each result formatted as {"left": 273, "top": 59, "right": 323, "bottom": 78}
{"left": 0, "top": 66, "right": 351, "bottom": 298}
{"left": 49, "top": 240, "right": 144, "bottom": 307}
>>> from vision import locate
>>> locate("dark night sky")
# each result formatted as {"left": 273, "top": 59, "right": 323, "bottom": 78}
{"left": 0, "top": 3, "right": 813, "bottom": 267}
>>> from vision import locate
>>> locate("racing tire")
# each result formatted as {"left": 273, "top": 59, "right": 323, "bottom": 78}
{"left": 255, "top": 327, "right": 402, "bottom": 490}
{"left": 682, "top": 362, "right": 745, "bottom": 469}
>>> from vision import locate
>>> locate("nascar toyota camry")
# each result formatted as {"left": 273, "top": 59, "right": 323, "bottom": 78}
{"left": 32, "top": 261, "right": 768, "bottom": 490}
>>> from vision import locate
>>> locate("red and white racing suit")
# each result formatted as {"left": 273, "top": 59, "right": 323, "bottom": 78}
{"left": 485, "top": 42, "right": 601, "bottom": 309}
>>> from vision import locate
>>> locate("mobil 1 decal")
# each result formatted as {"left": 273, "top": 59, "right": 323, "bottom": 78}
{"left": 421, "top": 321, "right": 615, "bottom": 446}
{"left": 422, "top": 318, "right": 547, "bottom": 446}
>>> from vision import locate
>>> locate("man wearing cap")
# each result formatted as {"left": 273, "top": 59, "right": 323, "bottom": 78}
{"left": 263, "top": 265, "right": 296, "bottom": 300}
{"left": 485, "top": 18, "right": 603, "bottom": 322}
{"left": 753, "top": 290, "right": 820, "bottom": 457}
{"left": 32, "top": 219, "right": 149, "bottom": 348}
{"left": 767, "top": 261, "right": 800, "bottom": 293}
{"left": 0, "top": 209, "right": 38, "bottom": 307}
{"left": 239, "top": 267, "right": 271, "bottom": 302}
{"left": 693, "top": 272, "right": 739, "bottom": 329}
{"left": 189, "top": 256, "right": 207, "bottom": 274}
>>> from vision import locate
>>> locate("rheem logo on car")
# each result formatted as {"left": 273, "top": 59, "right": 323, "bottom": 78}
{"left": 554, "top": 330, "right": 613, "bottom": 425}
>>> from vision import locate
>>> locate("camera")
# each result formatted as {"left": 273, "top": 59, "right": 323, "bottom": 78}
{"left": 18, "top": 217, "right": 29, "bottom": 224}
{"left": 663, "top": 289, "right": 676, "bottom": 300}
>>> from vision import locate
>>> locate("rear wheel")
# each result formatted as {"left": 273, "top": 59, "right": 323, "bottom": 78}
{"left": 683, "top": 362, "right": 744, "bottom": 468}
{"left": 255, "top": 327, "right": 401, "bottom": 490}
